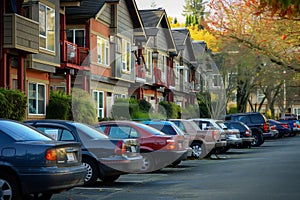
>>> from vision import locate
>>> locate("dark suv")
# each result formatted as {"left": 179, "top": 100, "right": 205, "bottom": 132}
{"left": 225, "top": 112, "right": 275, "bottom": 147}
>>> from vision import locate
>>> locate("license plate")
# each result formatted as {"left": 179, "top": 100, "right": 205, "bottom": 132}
{"left": 67, "top": 153, "right": 75, "bottom": 162}
{"left": 131, "top": 146, "right": 137, "bottom": 153}
{"left": 178, "top": 143, "right": 182, "bottom": 149}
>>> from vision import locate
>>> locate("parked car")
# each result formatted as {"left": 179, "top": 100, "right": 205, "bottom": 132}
{"left": 169, "top": 119, "right": 225, "bottom": 158}
{"left": 223, "top": 121, "right": 255, "bottom": 147}
{"left": 225, "top": 112, "right": 275, "bottom": 146}
{"left": 268, "top": 119, "right": 289, "bottom": 138}
{"left": 25, "top": 120, "right": 143, "bottom": 186}
{"left": 95, "top": 121, "right": 188, "bottom": 172}
{"left": 189, "top": 118, "right": 242, "bottom": 153}
{"left": 139, "top": 120, "right": 190, "bottom": 166}
{"left": 277, "top": 118, "right": 300, "bottom": 137}
{"left": 0, "top": 119, "right": 86, "bottom": 200}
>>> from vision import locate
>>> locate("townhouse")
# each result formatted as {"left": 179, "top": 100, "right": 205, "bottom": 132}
{"left": 0, "top": 0, "right": 209, "bottom": 120}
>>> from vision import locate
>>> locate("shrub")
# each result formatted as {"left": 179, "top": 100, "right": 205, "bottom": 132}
{"left": 0, "top": 89, "right": 27, "bottom": 120}
{"left": 70, "top": 88, "right": 98, "bottom": 124}
{"left": 159, "top": 101, "right": 181, "bottom": 119}
{"left": 46, "top": 91, "right": 70, "bottom": 120}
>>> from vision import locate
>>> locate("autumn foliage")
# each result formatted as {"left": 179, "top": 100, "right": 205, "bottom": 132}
{"left": 205, "top": 0, "right": 300, "bottom": 72}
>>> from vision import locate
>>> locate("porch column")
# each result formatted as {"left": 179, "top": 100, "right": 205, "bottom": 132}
{"left": 82, "top": 74, "right": 87, "bottom": 91}
{"left": 17, "top": 55, "right": 25, "bottom": 91}
{"left": 66, "top": 73, "right": 71, "bottom": 95}
{"left": 0, "top": 51, "right": 7, "bottom": 88}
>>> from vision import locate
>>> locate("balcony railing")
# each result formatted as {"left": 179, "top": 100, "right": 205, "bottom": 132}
{"left": 61, "top": 40, "right": 89, "bottom": 69}
{"left": 135, "top": 64, "right": 146, "bottom": 82}
{"left": 3, "top": 13, "right": 39, "bottom": 54}
{"left": 154, "top": 67, "right": 163, "bottom": 85}
{"left": 167, "top": 68, "right": 175, "bottom": 87}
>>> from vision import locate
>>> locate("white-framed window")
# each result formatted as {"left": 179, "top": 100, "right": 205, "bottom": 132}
{"left": 122, "top": 39, "right": 131, "bottom": 72}
{"left": 39, "top": 3, "right": 55, "bottom": 51}
{"left": 67, "top": 29, "right": 85, "bottom": 47}
{"left": 28, "top": 83, "right": 46, "bottom": 115}
{"left": 293, "top": 108, "right": 300, "bottom": 116}
{"left": 146, "top": 49, "right": 152, "bottom": 75}
{"left": 97, "top": 36, "right": 109, "bottom": 66}
{"left": 212, "top": 74, "right": 222, "bottom": 87}
{"left": 93, "top": 90, "right": 104, "bottom": 118}
{"left": 185, "top": 68, "right": 189, "bottom": 82}
{"left": 113, "top": 94, "right": 127, "bottom": 100}
{"left": 257, "top": 89, "right": 265, "bottom": 103}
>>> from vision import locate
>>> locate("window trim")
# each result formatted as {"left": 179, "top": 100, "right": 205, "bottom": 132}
{"left": 97, "top": 36, "right": 110, "bottom": 66}
{"left": 28, "top": 82, "right": 46, "bottom": 116}
{"left": 93, "top": 90, "right": 104, "bottom": 118}
{"left": 39, "top": 3, "right": 55, "bottom": 52}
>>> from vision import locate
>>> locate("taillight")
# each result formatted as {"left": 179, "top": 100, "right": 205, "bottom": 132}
{"left": 245, "top": 130, "right": 251, "bottom": 137}
{"left": 263, "top": 122, "right": 269, "bottom": 132}
{"left": 115, "top": 141, "right": 126, "bottom": 155}
{"left": 271, "top": 125, "right": 276, "bottom": 130}
{"left": 282, "top": 124, "right": 289, "bottom": 129}
{"left": 293, "top": 123, "right": 297, "bottom": 128}
{"left": 212, "top": 131, "right": 216, "bottom": 140}
{"left": 46, "top": 149, "right": 57, "bottom": 161}
{"left": 166, "top": 139, "right": 176, "bottom": 150}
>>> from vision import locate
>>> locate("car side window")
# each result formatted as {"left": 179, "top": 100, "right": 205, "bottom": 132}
{"left": 177, "top": 122, "right": 186, "bottom": 132}
{"left": 109, "top": 126, "right": 130, "bottom": 139}
{"left": 129, "top": 128, "right": 140, "bottom": 138}
{"left": 36, "top": 126, "right": 75, "bottom": 141}
{"left": 60, "top": 129, "right": 75, "bottom": 141}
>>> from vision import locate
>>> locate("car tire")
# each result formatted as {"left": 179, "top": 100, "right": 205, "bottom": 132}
{"left": 82, "top": 157, "right": 99, "bottom": 186}
{"left": 169, "top": 160, "right": 181, "bottom": 167}
{"left": 100, "top": 175, "right": 120, "bottom": 184}
{"left": 190, "top": 142, "right": 203, "bottom": 159}
{"left": 24, "top": 193, "right": 53, "bottom": 200}
{"left": 0, "top": 172, "right": 21, "bottom": 200}
{"left": 140, "top": 153, "right": 155, "bottom": 173}
{"left": 251, "top": 133, "right": 263, "bottom": 147}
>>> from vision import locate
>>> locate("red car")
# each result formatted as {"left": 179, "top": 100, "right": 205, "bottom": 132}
{"left": 94, "top": 121, "right": 188, "bottom": 173}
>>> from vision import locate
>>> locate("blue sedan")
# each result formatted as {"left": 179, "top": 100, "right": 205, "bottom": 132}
{"left": 0, "top": 119, "right": 86, "bottom": 200}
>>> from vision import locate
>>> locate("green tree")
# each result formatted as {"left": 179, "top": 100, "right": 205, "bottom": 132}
{"left": 70, "top": 88, "right": 98, "bottom": 125}
{"left": 183, "top": 0, "right": 206, "bottom": 19}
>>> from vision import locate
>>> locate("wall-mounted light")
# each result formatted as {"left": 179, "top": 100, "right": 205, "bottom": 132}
{"left": 152, "top": 50, "right": 159, "bottom": 60}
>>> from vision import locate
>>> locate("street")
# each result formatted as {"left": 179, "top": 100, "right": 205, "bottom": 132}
{"left": 53, "top": 136, "right": 300, "bottom": 200}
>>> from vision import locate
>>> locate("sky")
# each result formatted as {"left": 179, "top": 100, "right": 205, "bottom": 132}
{"left": 135, "top": 0, "right": 186, "bottom": 22}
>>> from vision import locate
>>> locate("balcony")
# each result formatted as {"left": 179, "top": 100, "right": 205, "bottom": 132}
{"left": 167, "top": 68, "right": 175, "bottom": 88}
{"left": 3, "top": 13, "right": 39, "bottom": 54}
{"left": 135, "top": 65, "right": 146, "bottom": 83}
{"left": 61, "top": 40, "right": 90, "bottom": 70}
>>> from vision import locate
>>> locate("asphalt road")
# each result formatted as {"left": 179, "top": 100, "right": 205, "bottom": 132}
{"left": 53, "top": 135, "right": 300, "bottom": 200}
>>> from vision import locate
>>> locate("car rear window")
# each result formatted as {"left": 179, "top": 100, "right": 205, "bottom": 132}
{"left": 147, "top": 124, "right": 177, "bottom": 135}
{"left": 135, "top": 123, "right": 165, "bottom": 135}
{"left": 74, "top": 123, "right": 109, "bottom": 139}
{"left": 0, "top": 121, "right": 53, "bottom": 141}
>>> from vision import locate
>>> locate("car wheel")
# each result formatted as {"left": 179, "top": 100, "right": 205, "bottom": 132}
{"left": 140, "top": 153, "right": 154, "bottom": 173}
{"left": 0, "top": 173, "right": 21, "bottom": 200}
{"left": 24, "top": 193, "right": 53, "bottom": 200}
{"left": 169, "top": 160, "right": 181, "bottom": 167}
{"left": 82, "top": 157, "right": 99, "bottom": 186}
{"left": 251, "top": 133, "right": 263, "bottom": 147}
{"left": 190, "top": 142, "right": 203, "bottom": 159}
{"left": 100, "top": 175, "right": 120, "bottom": 184}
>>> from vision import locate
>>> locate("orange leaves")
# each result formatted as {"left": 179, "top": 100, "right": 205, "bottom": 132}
{"left": 282, "top": 34, "right": 287, "bottom": 40}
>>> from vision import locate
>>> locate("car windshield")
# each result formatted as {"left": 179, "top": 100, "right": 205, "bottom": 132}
{"left": 74, "top": 123, "right": 109, "bottom": 139}
{"left": 0, "top": 121, "right": 53, "bottom": 141}
{"left": 135, "top": 123, "right": 166, "bottom": 135}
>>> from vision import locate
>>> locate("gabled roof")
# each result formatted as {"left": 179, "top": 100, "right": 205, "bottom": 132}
{"left": 139, "top": 9, "right": 165, "bottom": 28}
{"left": 171, "top": 28, "right": 190, "bottom": 51}
{"left": 139, "top": 9, "right": 177, "bottom": 53}
{"left": 62, "top": 0, "right": 119, "bottom": 24}
{"left": 172, "top": 28, "right": 196, "bottom": 64}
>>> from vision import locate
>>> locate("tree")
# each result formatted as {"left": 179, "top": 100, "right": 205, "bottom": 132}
{"left": 150, "top": 0, "right": 157, "bottom": 8}
{"left": 258, "top": 0, "right": 300, "bottom": 17}
{"left": 206, "top": 0, "right": 300, "bottom": 72}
